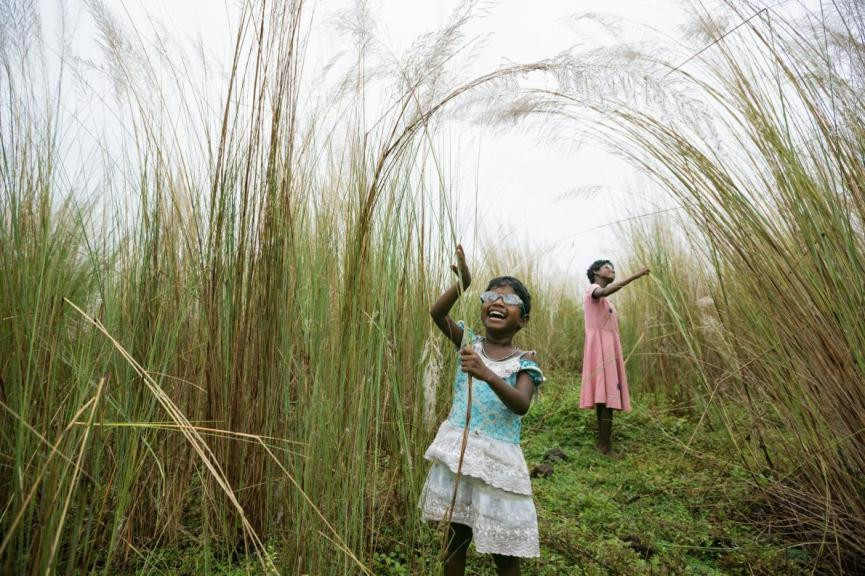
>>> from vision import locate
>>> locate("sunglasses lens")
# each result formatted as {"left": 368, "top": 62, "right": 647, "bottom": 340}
{"left": 480, "top": 291, "right": 523, "bottom": 308}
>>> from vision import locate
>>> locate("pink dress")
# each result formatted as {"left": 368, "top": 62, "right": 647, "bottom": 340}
{"left": 579, "top": 283, "right": 631, "bottom": 411}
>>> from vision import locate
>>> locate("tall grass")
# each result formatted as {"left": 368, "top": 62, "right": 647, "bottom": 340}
{"left": 0, "top": 1, "right": 584, "bottom": 574}
{"left": 615, "top": 221, "right": 709, "bottom": 413}
{"left": 478, "top": 0, "right": 865, "bottom": 570}
{"left": 602, "top": 3, "right": 865, "bottom": 570}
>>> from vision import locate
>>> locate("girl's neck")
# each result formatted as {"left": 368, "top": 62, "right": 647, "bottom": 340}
{"left": 596, "top": 278, "right": 611, "bottom": 288}
{"left": 482, "top": 333, "right": 514, "bottom": 348}
{"left": 480, "top": 338, "right": 520, "bottom": 362}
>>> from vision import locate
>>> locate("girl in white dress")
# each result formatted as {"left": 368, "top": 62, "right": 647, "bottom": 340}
{"left": 420, "top": 245, "right": 544, "bottom": 576}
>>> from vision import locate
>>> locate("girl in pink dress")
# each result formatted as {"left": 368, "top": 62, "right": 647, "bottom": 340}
{"left": 580, "top": 260, "right": 649, "bottom": 454}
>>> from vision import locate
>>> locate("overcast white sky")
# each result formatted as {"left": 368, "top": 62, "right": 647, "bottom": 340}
{"left": 36, "top": 0, "right": 732, "bottom": 284}
{"left": 349, "top": 1, "right": 690, "bottom": 280}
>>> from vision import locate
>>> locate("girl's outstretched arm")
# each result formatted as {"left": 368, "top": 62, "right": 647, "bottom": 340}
{"left": 430, "top": 244, "right": 472, "bottom": 347}
{"left": 592, "top": 267, "right": 650, "bottom": 298}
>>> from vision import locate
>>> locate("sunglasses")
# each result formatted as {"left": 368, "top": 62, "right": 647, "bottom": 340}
{"left": 479, "top": 291, "right": 524, "bottom": 310}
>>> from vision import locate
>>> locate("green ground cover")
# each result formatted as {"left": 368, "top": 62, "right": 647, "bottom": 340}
{"left": 511, "top": 375, "right": 811, "bottom": 575}
{"left": 117, "top": 373, "right": 815, "bottom": 575}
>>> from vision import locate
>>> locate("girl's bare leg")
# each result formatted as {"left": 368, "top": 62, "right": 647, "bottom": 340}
{"left": 445, "top": 523, "right": 472, "bottom": 576}
{"left": 596, "top": 403, "right": 614, "bottom": 454}
{"left": 492, "top": 554, "right": 520, "bottom": 576}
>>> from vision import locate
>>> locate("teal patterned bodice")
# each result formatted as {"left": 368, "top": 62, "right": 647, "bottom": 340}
{"left": 446, "top": 331, "right": 544, "bottom": 444}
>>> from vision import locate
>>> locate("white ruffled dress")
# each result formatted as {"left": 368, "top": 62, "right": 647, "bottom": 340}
{"left": 418, "top": 333, "right": 545, "bottom": 557}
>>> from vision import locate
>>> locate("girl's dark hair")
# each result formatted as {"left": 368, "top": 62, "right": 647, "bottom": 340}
{"left": 486, "top": 276, "right": 532, "bottom": 316}
{"left": 587, "top": 260, "right": 612, "bottom": 283}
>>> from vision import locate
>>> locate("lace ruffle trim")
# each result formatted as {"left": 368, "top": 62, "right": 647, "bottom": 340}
{"left": 424, "top": 422, "right": 532, "bottom": 495}
{"left": 420, "top": 488, "right": 540, "bottom": 558}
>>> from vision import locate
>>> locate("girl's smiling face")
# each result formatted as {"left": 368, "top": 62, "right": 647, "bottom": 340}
{"left": 481, "top": 285, "right": 527, "bottom": 333}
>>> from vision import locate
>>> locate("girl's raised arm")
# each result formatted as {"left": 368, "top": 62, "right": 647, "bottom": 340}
{"left": 592, "top": 267, "right": 650, "bottom": 298}
{"left": 430, "top": 244, "right": 471, "bottom": 347}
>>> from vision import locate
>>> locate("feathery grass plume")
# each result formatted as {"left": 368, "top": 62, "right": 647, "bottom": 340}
{"left": 420, "top": 334, "right": 443, "bottom": 431}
